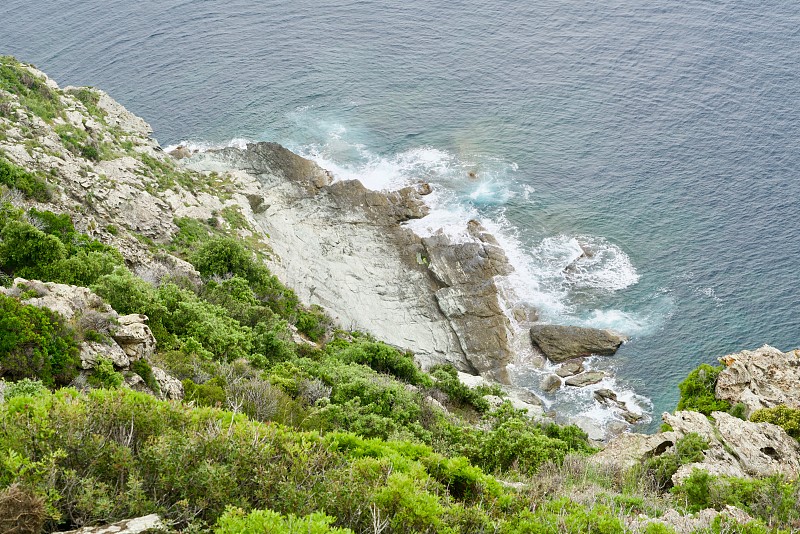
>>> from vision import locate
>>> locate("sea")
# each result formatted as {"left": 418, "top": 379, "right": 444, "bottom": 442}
{"left": 3, "top": 0, "right": 799, "bottom": 431}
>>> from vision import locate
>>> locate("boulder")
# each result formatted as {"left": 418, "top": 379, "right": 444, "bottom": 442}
{"left": 1, "top": 278, "right": 115, "bottom": 321}
{"left": 54, "top": 514, "right": 163, "bottom": 534}
{"left": 80, "top": 341, "right": 130, "bottom": 370}
{"left": 152, "top": 366, "right": 184, "bottom": 400}
{"left": 715, "top": 345, "right": 800, "bottom": 415}
{"left": 540, "top": 374, "right": 562, "bottom": 392}
{"left": 593, "top": 389, "right": 642, "bottom": 423}
{"left": 565, "top": 371, "right": 605, "bottom": 387}
{"left": 112, "top": 315, "right": 156, "bottom": 362}
{"left": 529, "top": 324, "right": 627, "bottom": 363}
{"left": 555, "top": 360, "right": 584, "bottom": 377}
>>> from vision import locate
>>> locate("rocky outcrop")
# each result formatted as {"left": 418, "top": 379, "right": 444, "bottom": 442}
{"left": 715, "top": 345, "right": 800, "bottom": 416}
{"left": 112, "top": 314, "right": 156, "bottom": 362}
{"left": 54, "top": 514, "right": 163, "bottom": 534}
{"left": 595, "top": 409, "right": 800, "bottom": 485}
{"left": 529, "top": 324, "right": 627, "bottom": 363}
{"left": 422, "top": 220, "right": 519, "bottom": 382}
{"left": 193, "top": 142, "right": 532, "bottom": 382}
{"left": 664, "top": 410, "right": 800, "bottom": 483}
{"left": 632, "top": 507, "right": 753, "bottom": 534}
{"left": 0, "top": 279, "right": 180, "bottom": 400}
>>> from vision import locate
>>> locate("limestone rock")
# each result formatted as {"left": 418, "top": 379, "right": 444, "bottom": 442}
{"left": 634, "top": 506, "right": 752, "bottom": 534}
{"left": 656, "top": 410, "right": 800, "bottom": 484}
{"left": 529, "top": 324, "right": 627, "bottom": 363}
{"left": 80, "top": 341, "right": 130, "bottom": 370}
{"left": 540, "top": 374, "right": 562, "bottom": 392}
{"left": 1, "top": 278, "right": 115, "bottom": 322}
{"left": 54, "top": 514, "right": 163, "bottom": 534}
{"left": 565, "top": 371, "right": 605, "bottom": 387}
{"left": 591, "top": 431, "right": 681, "bottom": 470}
{"left": 555, "top": 360, "right": 584, "bottom": 377}
{"left": 152, "top": 366, "right": 184, "bottom": 400}
{"left": 715, "top": 345, "right": 800, "bottom": 415}
{"left": 112, "top": 315, "right": 156, "bottom": 362}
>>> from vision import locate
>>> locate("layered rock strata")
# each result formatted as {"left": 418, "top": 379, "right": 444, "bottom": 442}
{"left": 192, "top": 143, "right": 531, "bottom": 382}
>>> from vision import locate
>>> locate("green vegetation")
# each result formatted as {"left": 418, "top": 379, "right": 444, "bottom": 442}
{"left": 0, "top": 155, "right": 51, "bottom": 200}
{"left": 0, "top": 56, "right": 63, "bottom": 121}
{"left": 673, "top": 470, "right": 800, "bottom": 530}
{"left": 0, "top": 293, "right": 80, "bottom": 387}
{"left": 750, "top": 406, "right": 800, "bottom": 440}
{"left": 645, "top": 432, "right": 709, "bottom": 490}
{"left": 676, "top": 364, "right": 732, "bottom": 415}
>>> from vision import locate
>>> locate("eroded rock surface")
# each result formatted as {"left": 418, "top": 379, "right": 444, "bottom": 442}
{"left": 715, "top": 345, "right": 800, "bottom": 415}
{"left": 195, "top": 142, "right": 529, "bottom": 382}
{"left": 54, "top": 514, "right": 163, "bottom": 534}
{"left": 529, "top": 324, "right": 627, "bottom": 363}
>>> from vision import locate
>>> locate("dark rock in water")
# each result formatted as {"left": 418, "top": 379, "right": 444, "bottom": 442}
{"left": 529, "top": 324, "right": 627, "bottom": 363}
{"left": 593, "top": 388, "right": 618, "bottom": 402}
{"left": 168, "top": 145, "right": 192, "bottom": 159}
{"left": 540, "top": 374, "right": 562, "bottom": 392}
{"left": 565, "top": 371, "right": 605, "bottom": 387}
{"left": 556, "top": 359, "right": 584, "bottom": 377}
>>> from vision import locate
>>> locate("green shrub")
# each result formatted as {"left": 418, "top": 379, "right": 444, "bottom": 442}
{"left": 0, "top": 220, "right": 66, "bottom": 273}
{"left": 3, "top": 378, "right": 48, "bottom": 399}
{"left": 0, "top": 157, "right": 51, "bottom": 201}
{"left": 673, "top": 470, "right": 800, "bottom": 529}
{"left": 183, "top": 378, "right": 226, "bottom": 408}
{"left": 645, "top": 432, "right": 709, "bottom": 490}
{"left": 0, "top": 56, "right": 63, "bottom": 121}
{"left": 251, "top": 319, "right": 296, "bottom": 368}
{"left": 333, "top": 339, "right": 429, "bottom": 385}
{"left": 676, "top": 364, "right": 731, "bottom": 415}
{"left": 501, "top": 498, "right": 625, "bottom": 534}
{"left": 88, "top": 357, "right": 124, "bottom": 389}
{"left": 67, "top": 87, "right": 106, "bottom": 121}
{"left": 750, "top": 405, "right": 800, "bottom": 440}
{"left": 215, "top": 507, "right": 354, "bottom": 534}
{"left": 130, "top": 359, "right": 160, "bottom": 395}
{"left": 430, "top": 364, "right": 489, "bottom": 412}
{"left": 0, "top": 294, "right": 80, "bottom": 387}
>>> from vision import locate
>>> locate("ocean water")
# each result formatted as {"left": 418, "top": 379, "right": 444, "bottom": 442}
{"left": 3, "top": 0, "right": 799, "bottom": 430}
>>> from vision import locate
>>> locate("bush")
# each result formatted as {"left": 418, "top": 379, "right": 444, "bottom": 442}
{"left": 0, "top": 157, "right": 51, "bottom": 201}
{"left": 0, "top": 294, "right": 80, "bottom": 387}
{"left": 750, "top": 405, "right": 800, "bottom": 440}
{"left": 333, "top": 339, "right": 429, "bottom": 385}
{"left": 183, "top": 378, "right": 227, "bottom": 408}
{"left": 215, "top": 507, "right": 354, "bottom": 534}
{"left": 676, "top": 364, "right": 731, "bottom": 415}
{"left": 673, "top": 470, "right": 800, "bottom": 529}
{"left": 3, "top": 379, "right": 48, "bottom": 400}
{"left": 430, "top": 364, "right": 489, "bottom": 412}
{"left": 88, "top": 357, "right": 124, "bottom": 389}
{"left": 130, "top": 359, "right": 160, "bottom": 395}
{"left": 0, "top": 220, "right": 66, "bottom": 273}
{"left": 645, "top": 432, "right": 709, "bottom": 490}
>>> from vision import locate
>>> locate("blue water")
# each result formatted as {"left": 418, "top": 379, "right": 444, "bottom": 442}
{"left": 3, "top": 1, "right": 799, "bottom": 427}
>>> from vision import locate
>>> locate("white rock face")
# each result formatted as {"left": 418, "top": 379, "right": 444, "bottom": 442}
{"left": 190, "top": 143, "right": 536, "bottom": 383}
{"left": 112, "top": 314, "right": 156, "bottom": 362}
{"left": 715, "top": 345, "right": 800, "bottom": 415}
{"left": 1, "top": 278, "right": 115, "bottom": 322}
{"left": 152, "top": 366, "right": 184, "bottom": 400}
{"left": 54, "top": 514, "right": 163, "bottom": 534}
{"left": 80, "top": 342, "right": 130, "bottom": 370}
